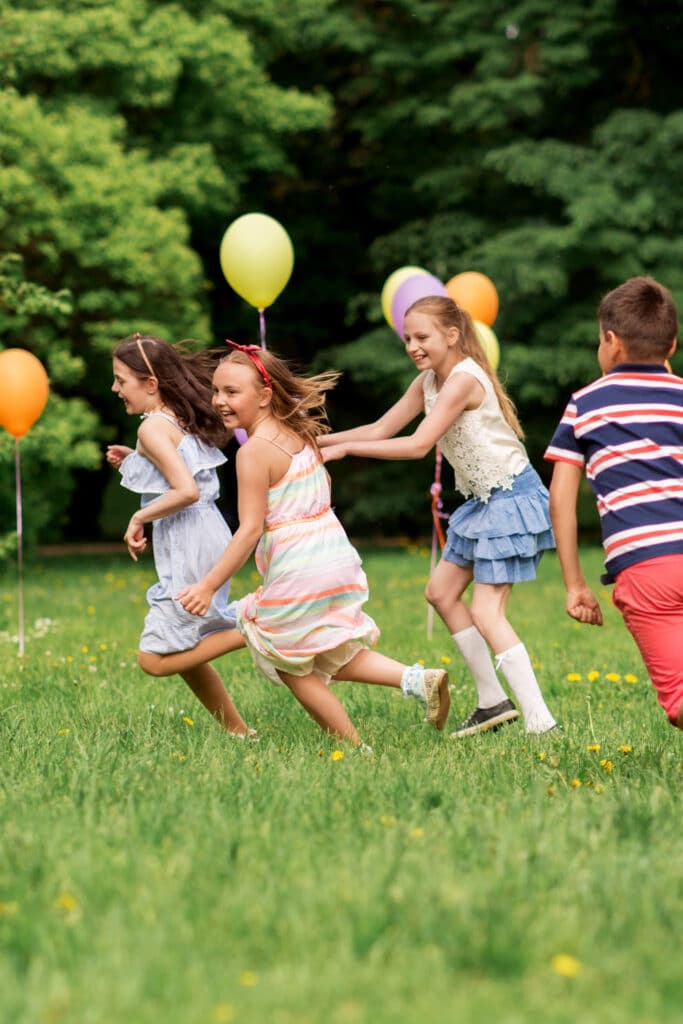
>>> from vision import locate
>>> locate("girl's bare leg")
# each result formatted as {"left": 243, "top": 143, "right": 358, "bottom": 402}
{"left": 469, "top": 582, "right": 519, "bottom": 654}
{"left": 180, "top": 663, "right": 250, "bottom": 735}
{"left": 278, "top": 669, "right": 361, "bottom": 744}
{"left": 138, "top": 629, "right": 246, "bottom": 677}
{"left": 332, "top": 648, "right": 404, "bottom": 686}
{"left": 425, "top": 557, "right": 474, "bottom": 633}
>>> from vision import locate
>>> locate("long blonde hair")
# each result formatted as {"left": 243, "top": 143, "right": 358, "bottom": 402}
{"left": 406, "top": 296, "right": 524, "bottom": 439}
{"left": 219, "top": 349, "right": 340, "bottom": 453}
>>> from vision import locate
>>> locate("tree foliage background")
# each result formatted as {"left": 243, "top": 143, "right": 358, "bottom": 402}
{"left": 2, "top": 0, "right": 683, "bottom": 547}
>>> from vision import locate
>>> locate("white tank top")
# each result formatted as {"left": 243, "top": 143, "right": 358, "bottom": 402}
{"left": 422, "top": 357, "right": 528, "bottom": 501}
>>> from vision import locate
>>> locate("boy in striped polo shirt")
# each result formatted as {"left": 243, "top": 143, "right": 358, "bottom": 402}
{"left": 545, "top": 276, "right": 683, "bottom": 729}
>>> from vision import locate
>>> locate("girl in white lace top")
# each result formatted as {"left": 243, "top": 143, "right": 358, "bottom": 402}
{"left": 321, "top": 296, "right": 558, "bottom": 737}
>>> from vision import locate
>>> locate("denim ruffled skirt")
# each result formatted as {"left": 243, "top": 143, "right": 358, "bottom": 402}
{"left": 443, "top": 464, "right": 555, "bottom": 584}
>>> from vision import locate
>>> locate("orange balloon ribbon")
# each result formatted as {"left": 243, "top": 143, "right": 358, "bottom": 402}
{"left": 0, "top": 349, "right": 50, "bottom": 656}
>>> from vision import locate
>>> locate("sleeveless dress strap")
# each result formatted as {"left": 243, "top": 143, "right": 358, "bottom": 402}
{"left": 253, "top": 435, "right": 304, "bottom": 457}
{"left": 140, "top": 411, "right": 187, "bottom": 433}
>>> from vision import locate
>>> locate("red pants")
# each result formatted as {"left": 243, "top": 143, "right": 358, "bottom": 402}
{"left": 613, "top": 554, "right": 683, "bottom": 724}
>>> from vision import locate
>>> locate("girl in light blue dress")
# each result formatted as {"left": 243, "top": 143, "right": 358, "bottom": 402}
{"left": 106, "top": 333, "right": 252, "bottom": 736}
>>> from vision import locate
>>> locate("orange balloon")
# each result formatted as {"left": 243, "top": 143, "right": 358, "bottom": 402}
{"left": 446, "top": 272, "right": 499, "bottom": 326}
{"left": 0, "top": 349, "right": 49, "bottom": 438}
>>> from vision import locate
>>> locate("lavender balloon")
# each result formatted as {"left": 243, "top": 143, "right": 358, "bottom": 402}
{"left": 390, "top": 273, "right": 448, "bottom": 337}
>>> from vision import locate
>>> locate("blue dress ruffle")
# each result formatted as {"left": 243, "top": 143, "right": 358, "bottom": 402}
{"left": 443, "top": 464, "right": 555, "bottom": 584}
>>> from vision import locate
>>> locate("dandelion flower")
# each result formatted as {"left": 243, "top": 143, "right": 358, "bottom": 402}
{"left": 624, "top": 674, "right": 638, "bottom": 684}
{"left": 440, "top": 655, "right": 451, "bottom": 665}
{"left": 240, "top": 971, "right": 258, "bottom": 988}
{"left": 605, "top": 672, "right": 621, "bottom": 682}
{"left": 409, "top": 827, "right": 425, "bottom": 839}
{"left": 214, "top": 1006, "right": 235, "bottom": 1024}
{"left": 546, "top": 785, "right": 555, "bottom": 797}
{"left": 618, "top": 745, "right": 632, "bottom": 754}
{"left": 379, "top": 815, "right": 397, "bottom": 828}
{"left": 593, "top": 783, "right": 605, "bottom": 794}
{"left": 566, "top": 672, "right": 582, "bottom": 682}
{"left": 538, "top": 751, "right": 546, "bottom": 761}
{"left": 551, "top": 954, "right": 582, "bottom": 978}
{"left": 600, "top": 759, "right": 614, "bottom": 773}
{"left": 182, "top": 716, "right": 194, "bottom": 727}
{"left": 55, "top": 893, "right": 78, "bottom": 913}
{"left": 587, "top": 670, "right": 600, "bottom": 682}
{"left": 80, "top": 646, "right": 88, "bottom": 654}
{"left": 330, "top": 750, "right": 344, "bottom": 761}
{"left": 571, "top": 779, "right": 582, "bottom": 788}
{"left": 586, "top": 744, "right": 600, "bottom": 752}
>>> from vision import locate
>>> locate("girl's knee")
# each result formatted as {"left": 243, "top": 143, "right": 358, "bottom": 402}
{"left": 138, "top": 650, "right": 165, "bottom": 677}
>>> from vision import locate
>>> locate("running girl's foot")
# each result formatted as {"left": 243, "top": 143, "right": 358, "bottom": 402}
{"left": 450, "top": 698, "right": 520, "bottom": 738}
{"left": 229, "top": 728, "right": 260, "bottom": 741}
{"left": 400, "top": 665, "right": 450, "bottom": 730}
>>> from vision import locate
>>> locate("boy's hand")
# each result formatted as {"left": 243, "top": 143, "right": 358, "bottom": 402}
{"left": 106, "top": 444, "right": 133, "bottom": 468}
{"left": 566, "top": 585, "right": 603, "bottom": 626}
{"left": 176, "top": 580, "right": 215, "bottom": 617}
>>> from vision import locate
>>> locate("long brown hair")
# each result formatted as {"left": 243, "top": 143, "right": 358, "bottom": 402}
{"left": 114, "top": 335, "right": 227, "bottom": 446}
{"left": 406, "top": 296, "right": 524, "bottom": 439}
{"left": 219, "top": 349, "right": 340, "bottom": 453}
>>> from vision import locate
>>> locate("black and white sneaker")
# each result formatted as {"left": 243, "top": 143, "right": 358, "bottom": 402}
{"left": 450, "top": 699, "right": 520, "bottom": 738}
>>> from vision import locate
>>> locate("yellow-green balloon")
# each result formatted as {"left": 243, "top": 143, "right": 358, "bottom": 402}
{"left": 381, "top": 266, "right": 429, "bottom": 328}
{"left": 219, "top": 213, "right": 294, "bottom": 309}
{"left": 473, "top": 320, "right": 500, "bottom": 372}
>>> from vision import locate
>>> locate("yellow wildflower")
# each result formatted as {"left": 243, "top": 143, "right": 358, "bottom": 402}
{"left": 587, "top": 670, "right": 600, "bottom": 682}
{"left": 57, "top": 728, "right": 70, "bottom": 736}
{"left": 55, "top": 893, "right": 78, "bottom": 912}
{"left": 571, "top": 779, "right": 582, "bottom": 788}
{"left": 240, "top": 971, "right": 258, "bottom": 988}
{"left": 170, "top": 753, "right": 187, "bottom": 762}
{"left": 624, "top": 674, "right": 638, "bottom": 683}
{"left": 80, "top": 646, "right": 88, "bottom": 654}
{"left": 546, "top": 785, "right": 555, "bottom": 797}
{"left": 440, "top": 655, "right": 451, "bottom": 665}
{"left": 379, "top": 815, "right": 397, "bottom": 827}
{"left": 182, "top": 716, "right": 194, "bottom": 726}
{"left": 330, "top": 750, "right": 344, "bottom": 761}
{"left": 566, "top": 672, "right": 582, "bottom": 682}
{"left": 409, "top": 827, "right": 425, "bottom": 839}
{"left": 600, "top": 759, "right": 614, "bottom": 773}
{"left": 0, "top": 901, "right": 19, "bottom": 916}
{"left": 586, "top": 744, "right": 600, "bottom": 752}
{"left": 87, "top": 606, "right": 96, "bottom": 615}
{"left": 538, "top": 752, "right": 546, "bottom": 761}
{"left": 551, "top": 954, "right": 582, "bottom": 978}
{"left": 605, "top": 672, "right": 621, "bottom": 682}
{"left": 214, "top": 1006, "right": 235, "bottom": 1024}
{"left": 618, "top": 745, "right": 632, "bottom": 754}
{"left": 593, "top": 783, "right": 605, "bottom": 794}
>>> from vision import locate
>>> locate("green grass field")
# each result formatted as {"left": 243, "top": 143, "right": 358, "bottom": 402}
{"left": 0, "top": 546, "right": 681, "bottom": 1024}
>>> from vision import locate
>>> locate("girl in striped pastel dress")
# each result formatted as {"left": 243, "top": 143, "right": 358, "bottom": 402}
{"left": 167, "top": 342, "right": 450, "bottom": 748}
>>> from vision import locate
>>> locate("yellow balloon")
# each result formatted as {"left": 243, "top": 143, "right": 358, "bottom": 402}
{"left": 473, "top": 321, "right": 500, "bottom": 372}
{"left": 219, "top": 213, "right": 294, "bottom": 309}
{"left": 0, "top": 349, "right": 49, "bottom": 438}
{"left": 381, "top": 266, "right": 429, "bottom": 328}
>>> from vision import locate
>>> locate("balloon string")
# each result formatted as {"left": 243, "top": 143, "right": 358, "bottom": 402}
{"left": 258, "top": 308, "right": 266, "bottom": 349}
{"left": 15, "top": 439, "right": 24, "bottom": 658}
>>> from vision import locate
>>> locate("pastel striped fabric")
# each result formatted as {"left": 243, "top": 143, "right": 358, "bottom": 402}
{"left": 545, "top": 364, "right": 683, "bottom": 580}
{"left": 236, "top": 444, "right": 379, "bottom": 684}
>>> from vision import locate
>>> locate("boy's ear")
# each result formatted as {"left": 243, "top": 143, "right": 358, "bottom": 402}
{"left": 668, "top": 337, "right": 678, "bottom": 357}
{"left": 606, "top": 330, "right": 628, "bottom": 359}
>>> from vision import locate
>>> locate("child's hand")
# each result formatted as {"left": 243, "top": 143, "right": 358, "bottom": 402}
{"left": 106, "top": 445, "right": 133, "bottom": 468}
{"left": 566, "top": 585, "right": 603, "bottom": 626}
{"left": 123, "top": 516, "right": 147, "bottom": 561}
{"left": 321, "top": 443, "right": 347, "bottom": 464}
{"left": 175, "top": 581, "right": 215, "bottom": 617}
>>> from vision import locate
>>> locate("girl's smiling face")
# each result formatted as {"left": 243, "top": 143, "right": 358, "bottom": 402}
{"left": 212, "top": 359, "right": 268, "bottom": 431}
{"left": 403, "top": 310, "right": 457, "bottom": 370}
{"left": 111, "top": 357, "right": 154, "bottom": 414}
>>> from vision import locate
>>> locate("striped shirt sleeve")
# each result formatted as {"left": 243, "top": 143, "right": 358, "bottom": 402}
{"left": 544, "top": 400, "right": 585, "bottom": 467}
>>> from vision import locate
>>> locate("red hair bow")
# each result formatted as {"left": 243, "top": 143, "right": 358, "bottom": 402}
{"left": 224, "top": 339, "right": 272, "bottom": 387}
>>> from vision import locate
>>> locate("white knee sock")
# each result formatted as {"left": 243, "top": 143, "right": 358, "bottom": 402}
{"left": 495, "top": 643, "right": 556, "bottom": 733}
{"left": 453, "top": 626, "right": 508, "bottom": 709}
